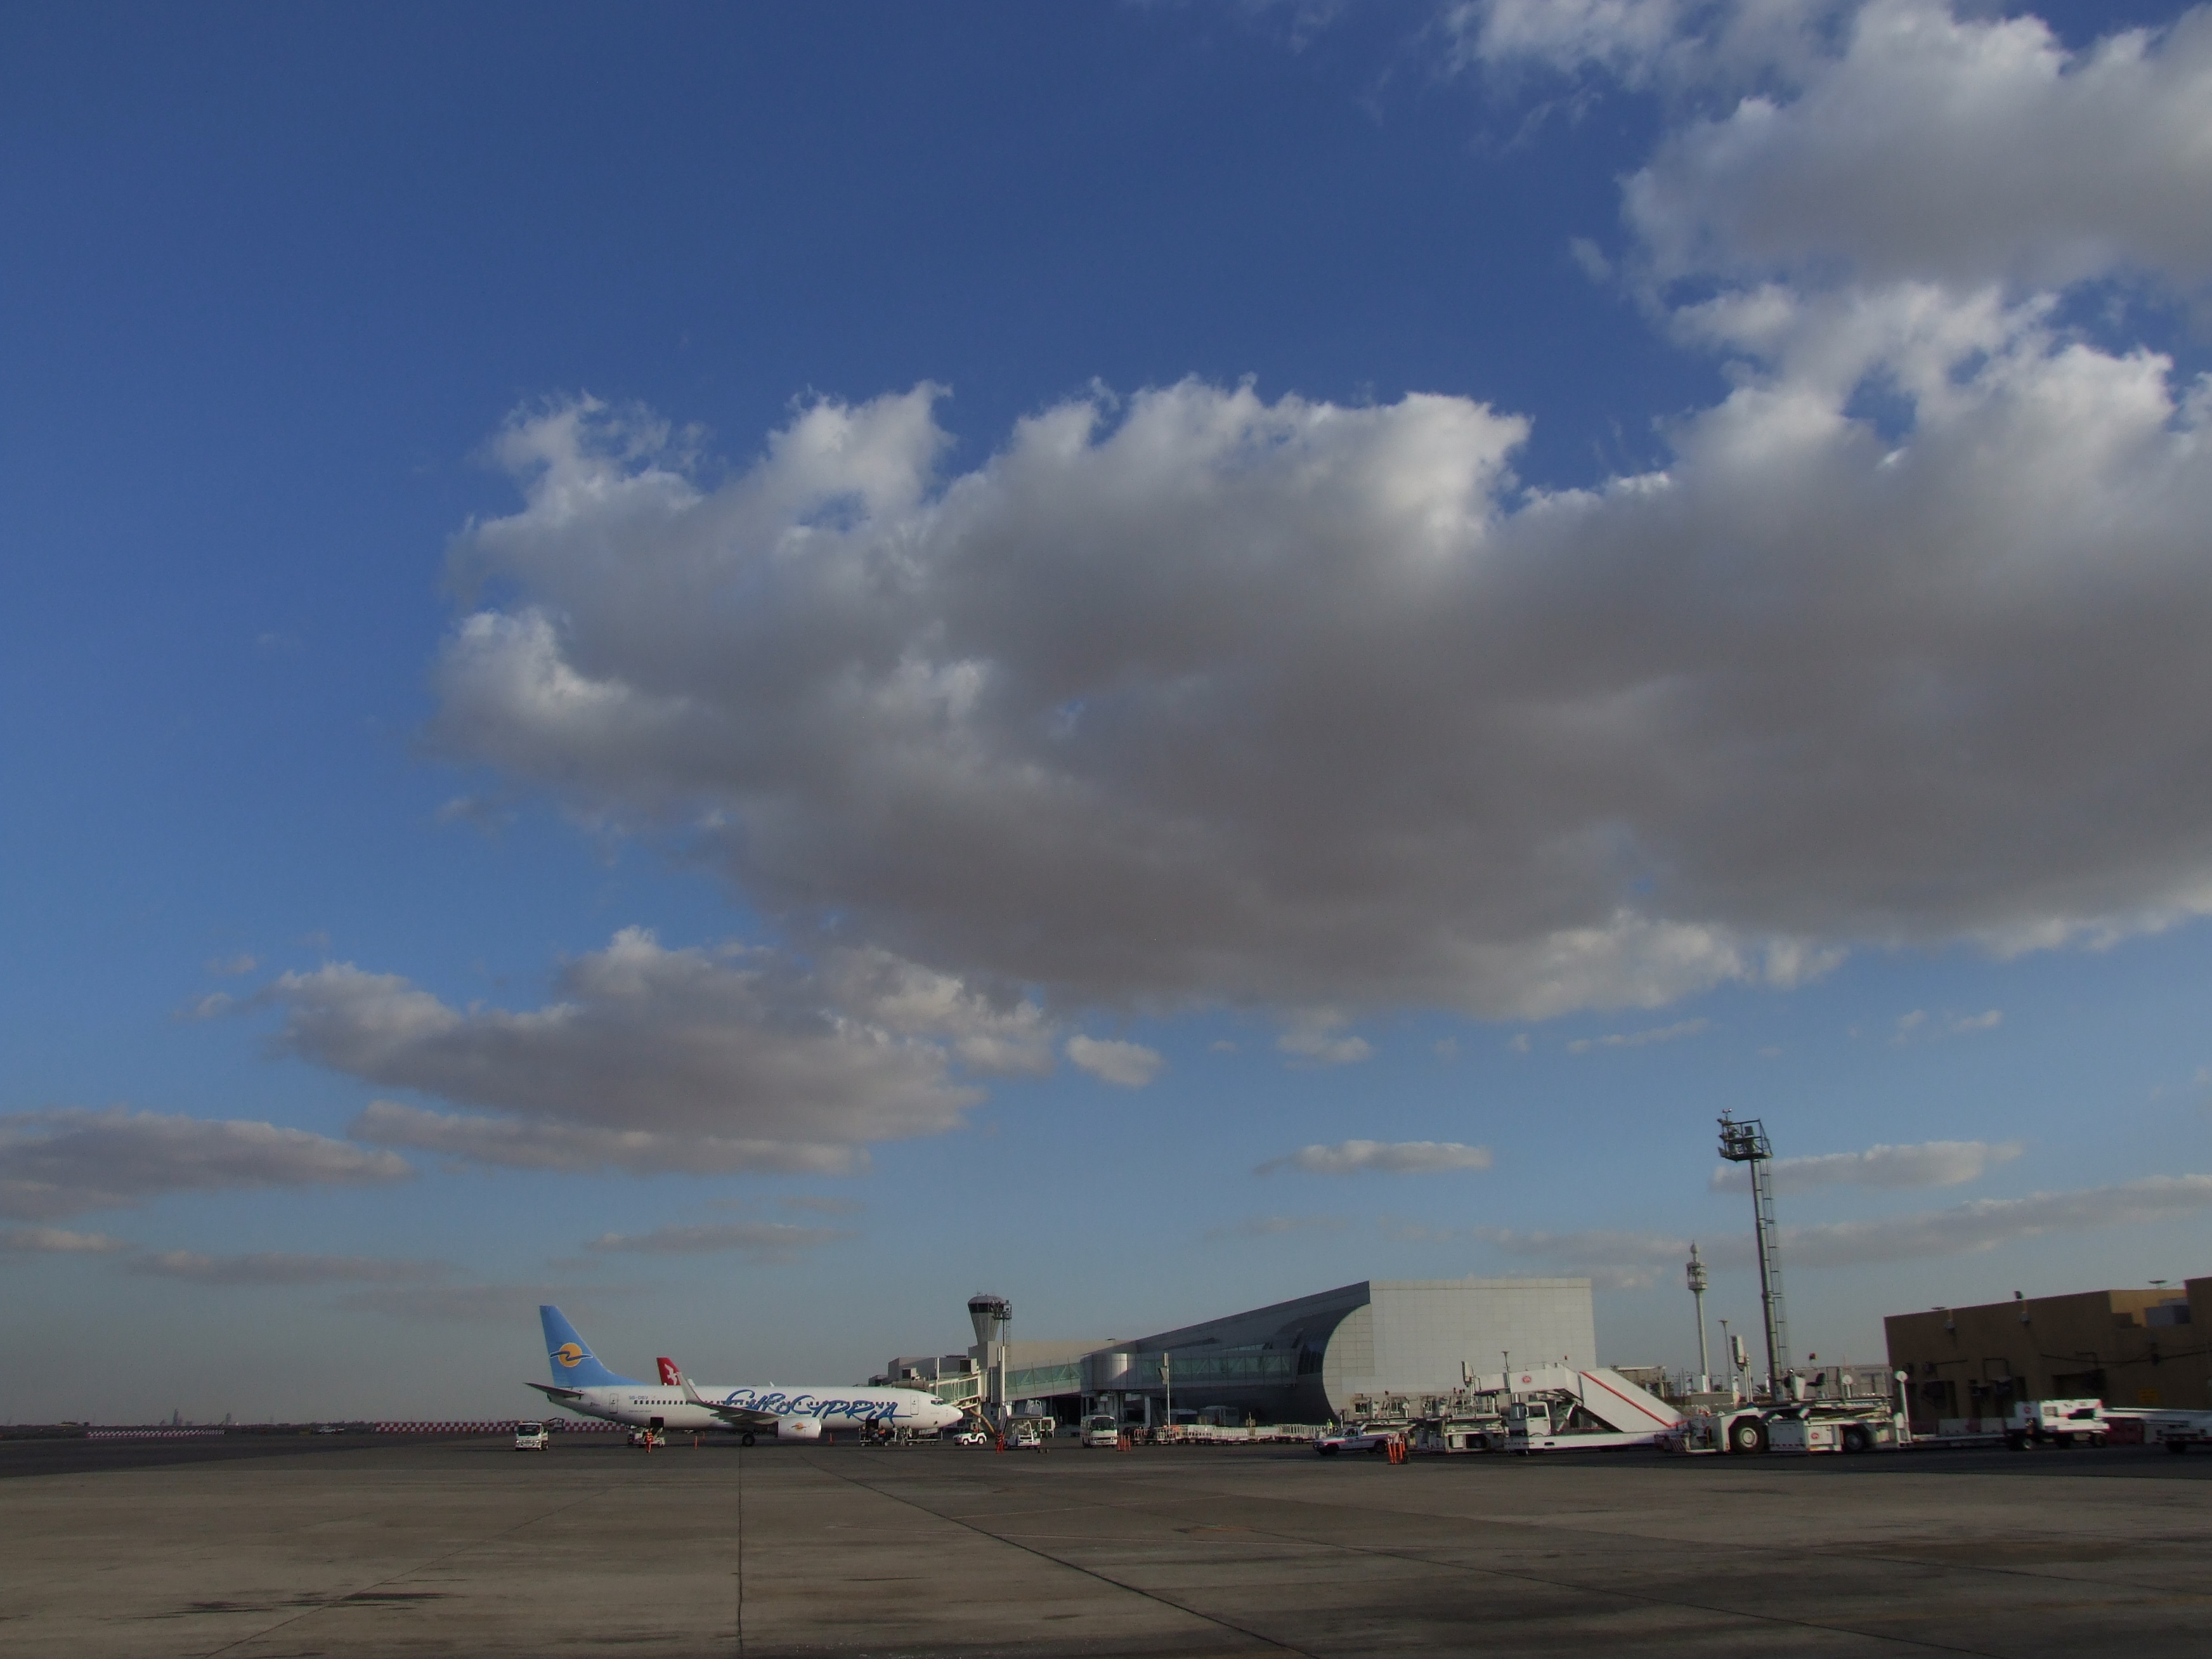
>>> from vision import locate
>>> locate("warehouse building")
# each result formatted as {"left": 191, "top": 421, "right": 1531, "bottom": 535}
{"left": 908, "top": 1277, "right": 1595, "bottom": 1429}
{"left": 1885, "top": 1276, "right": 2212, "bottom": 1430}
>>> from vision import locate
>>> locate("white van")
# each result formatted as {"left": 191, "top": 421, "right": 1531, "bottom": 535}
{"left": 513, "top": 1421, "right": 550, "bottom": 1451}
{"left": 1083, "top": 1414, "right": 1121, "bottom": 1448}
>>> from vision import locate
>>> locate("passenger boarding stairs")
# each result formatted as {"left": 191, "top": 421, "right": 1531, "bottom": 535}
{"left": 1489, "top": 1365, "right": 1686, "bottom": 1452}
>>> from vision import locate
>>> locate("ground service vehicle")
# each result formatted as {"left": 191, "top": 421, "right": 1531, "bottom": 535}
{"left": 1500, "top": 1367, "right": 1684, "bottom": 1454}
{"left": 1684, "top": 1390, "right": 1906, "bottom": 1455}
{"left": 513, "top": 1421, "right": 549, "bottom": 1450}
{"left": 1315, "top": 1423, "right": 1402, "bottom": 1455}
{"left": 1413, "top": 1415, "right": 1500, "bottom": 1453}
{"left": 2006, "top": 1399, "right": 2106, "bottom": 1449}
{"left": 1083, "top": 1414, "right": 1121, "bottom": 1448}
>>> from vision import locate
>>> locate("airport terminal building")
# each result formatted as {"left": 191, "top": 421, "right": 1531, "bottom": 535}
{"left": 887, "top": 1277, "right": 1594, "bottom": 1429}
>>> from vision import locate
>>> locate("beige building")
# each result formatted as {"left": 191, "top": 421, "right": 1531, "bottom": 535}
{"left": 1885, "top": 1277, "right": 2212, "bottom": 1429}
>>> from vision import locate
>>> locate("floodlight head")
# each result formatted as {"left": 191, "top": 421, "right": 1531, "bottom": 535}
{"left": 1716, "top": 1113, "right": 1771, "bottom": 1162}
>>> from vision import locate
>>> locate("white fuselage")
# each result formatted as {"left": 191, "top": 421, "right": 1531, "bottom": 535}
{"left": 560, "top": 1382, "right": 963, "bottom": 1435}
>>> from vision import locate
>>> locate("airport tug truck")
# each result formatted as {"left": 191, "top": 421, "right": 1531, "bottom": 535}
{"left": 1682, "top": 1374, "right": 1910, "bottom": 1455}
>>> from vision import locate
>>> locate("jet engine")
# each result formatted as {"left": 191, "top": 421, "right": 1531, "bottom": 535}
{"left": 776, "top": 1417, "right": 823, "bottom": 1442}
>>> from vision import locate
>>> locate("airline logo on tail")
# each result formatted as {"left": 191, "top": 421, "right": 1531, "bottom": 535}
{"left": 554, "top": 1343, "right": 587, "bottom": 1369}
{"left": 657, "top": 1357, "right": 682, "bottom": 1386}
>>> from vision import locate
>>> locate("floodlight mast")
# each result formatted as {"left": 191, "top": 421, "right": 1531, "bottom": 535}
{"left": 1686, "top": 1242, "right": 1711, "bottom": 1389}
{"left": 1717, "top": 1114, "right": 1790, "bottom": 1396}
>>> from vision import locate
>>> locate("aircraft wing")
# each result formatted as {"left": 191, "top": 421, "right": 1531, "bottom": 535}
{"left": 526, "top": 1381, "right": 590, "bottom": 1403}
{"left": 679, "top": 1375, "right": 779, "bottom": 1429}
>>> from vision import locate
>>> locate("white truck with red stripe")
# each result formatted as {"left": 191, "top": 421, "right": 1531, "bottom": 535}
{"left": 1500, "top": 1366, "right": 1684, "bottom": 1453}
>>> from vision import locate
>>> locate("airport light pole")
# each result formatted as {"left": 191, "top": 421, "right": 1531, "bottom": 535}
{"left": 1686, "top": 1242, "right": 1712, "bottom": 1390}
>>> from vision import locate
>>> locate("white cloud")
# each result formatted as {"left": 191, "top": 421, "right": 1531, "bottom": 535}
{"left": 207, "top": 954, "right": 257, "bottom": 977}
{"left": 1566, "top": 1017, "right": 1710, "bottom": 1054}
{"left": 0, "top": 1109, "right": 412, "bottom": 1220}
{"left": 127, "top": 1251, "right": 451, "bottom": 1286}
{"left": 335, "top": 1284, "right": 602, "bottom": 1322}
{"left": 1892, "top": 1007, "right": 2003, "bottom": 1043}
{"left": 414, "top": 6, "right": 2212, "bottom": 1031}
{"left": 1065, "top": 1035, "right": 1164, "bottom": 1088}
{"left": 1778, "top": 1175, "right": 2212, "bottom": 1266}
{"left": 1277, "top": 1012, "right": 1374, "bottom": 1067}
{"left": 1422, "top": 1169, "right": 2212, "bottom": 1282}
{"left": 350, "top": 1101, "right": 864, "bottom": 1178}
{"left": 0, "top": 1226, "right": 130, "bottom": 1255}
{"left": 1710, "top": 1137, "right": 2022, "bottom": 1194}
{"left": 263, "top": 929, "right": 1038, "bottom": 1174}
{"left": 585, "top": 1221, "right": 853, "bottom": 1260}
{"left": 1449, "top": 0, "right": 1838, "bottom": 93}
{"left": 778, "top": 1194, "right": 863, "bottom": 1216}
{"left": 1396, "top": 1221, "right": 1688, "bottom": 1289}
{"left": 1256, "top": 1140, "right": 1494, "bottom": 1176}
{"left": 1625, "top": 2, "right": 2212, "bottom": 289}
{"left": 823, "top": 946, "right": 1055, "bottom": 1076}
{"left": 1450, "top": 0, "right": 1680, "bottom": 85}
{"left": 425, "top": 336, "right": 2212, "bottom": 1025}
{"left": 1205, "top": 1214, "right": 1350, "bottom": 1240}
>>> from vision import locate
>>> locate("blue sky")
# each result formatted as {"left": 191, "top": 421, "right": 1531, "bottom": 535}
{"left": 6, "top": 0, "right": 2212, "bottom": 1421}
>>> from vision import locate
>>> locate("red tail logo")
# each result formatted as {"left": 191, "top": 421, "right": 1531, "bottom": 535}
{"left": 656, "top": 1356, "right": 682, "bottom": 1386}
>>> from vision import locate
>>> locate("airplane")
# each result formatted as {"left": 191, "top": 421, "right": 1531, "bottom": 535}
{"left": 527, "top": 1305, "right": 968, "bottom": 1444}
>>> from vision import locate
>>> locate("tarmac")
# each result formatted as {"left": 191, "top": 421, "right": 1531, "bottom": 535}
{"left": 5, "top": 1433, "right": 2212, "bottom": 1657}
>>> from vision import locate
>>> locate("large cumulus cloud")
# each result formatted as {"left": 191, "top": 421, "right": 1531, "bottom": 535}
{"left": 401, "top": 0, "right": 2212, "bottom": 1049}
{"left": 264, "top": 928, "right": 1044, "bottom": 1173}
{"left": 428, "top": 315, "right": 2212, "bottom": 1017}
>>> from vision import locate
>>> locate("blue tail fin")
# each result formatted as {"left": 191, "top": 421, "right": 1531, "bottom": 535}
{"left": 540, "top": 1305, "right": 636, "bottom": 1388}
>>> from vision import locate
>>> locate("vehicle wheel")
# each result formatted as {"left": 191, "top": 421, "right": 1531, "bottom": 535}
{"left": 1842, "top": 1425, "right": 1873, "bottom": 1454}
{"left": 740, "top": 1432, "right": 755, "bottom": 1447}
{"left": 2167, "top": 1438, "right": 2189, "bottom": 1455}
{"left": 1728, "top": 1418, "right": 1769, "bottom": 1455}
{"left": 2088, "top": 1434, "right": 2107, "bottom": 1448}
{"left": 1317, "top": 1445, "right": 1336, "bottom": 1455}
{"left": 2007, "top": 1431, "right": 2029, "bottom": 1451}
